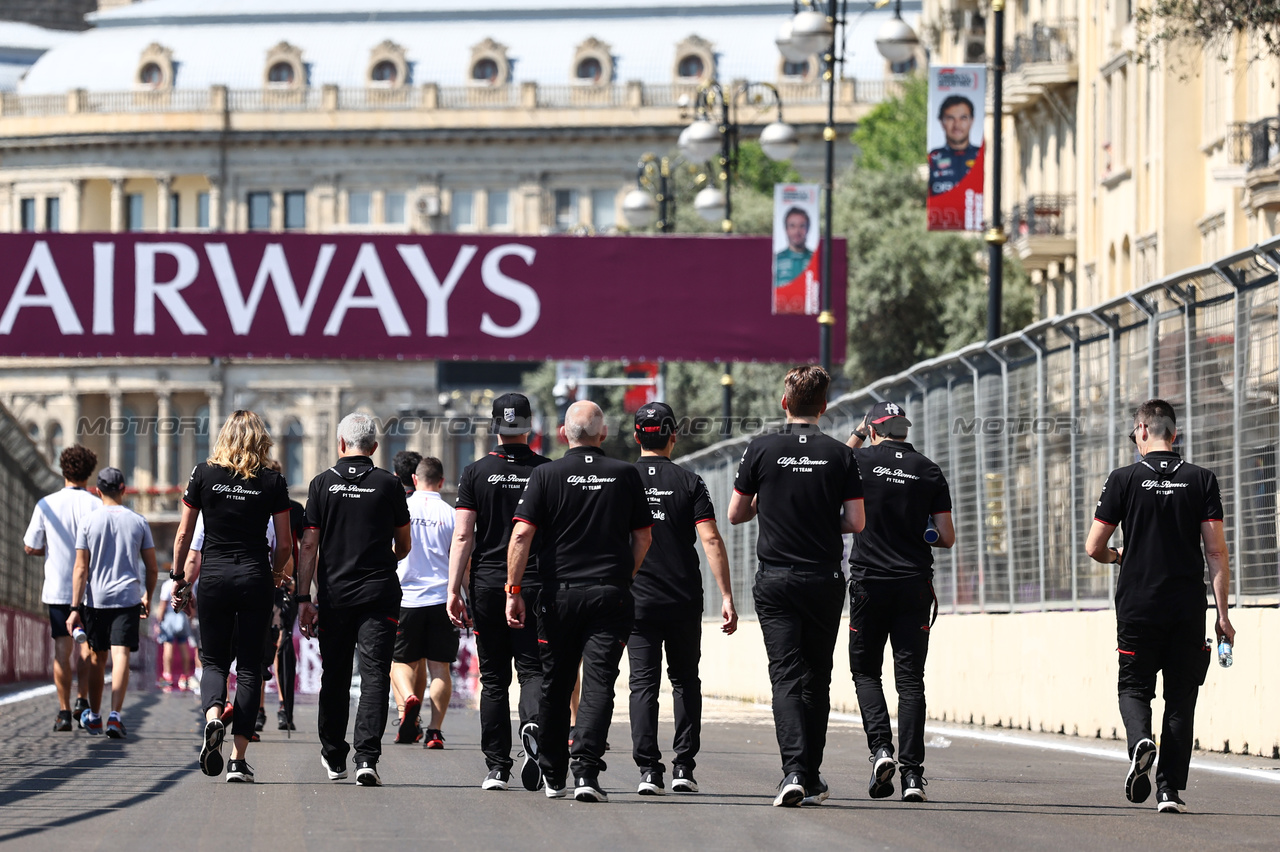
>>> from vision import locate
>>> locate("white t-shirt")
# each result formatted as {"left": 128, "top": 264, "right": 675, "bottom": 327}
{"left": 75, "top": 505, "right": 154, "bottom": 609}
{"left": 25, "top": 486, "right": 102, "bottom": 605}
{"left": 398, "top": 490, "right": 454, "bottom": 607}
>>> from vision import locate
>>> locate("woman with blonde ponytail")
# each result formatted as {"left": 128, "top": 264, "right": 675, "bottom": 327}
{"left": 172, "top": 410, "right": 292, "bottom": 783}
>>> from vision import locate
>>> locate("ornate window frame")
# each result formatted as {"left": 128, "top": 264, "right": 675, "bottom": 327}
{"left": 368, "top": 40, "right": 408, "bottom": 88}
{"left": 572, "top": 37, "right": 613, "bottom": 86}
{"left": 264, "top": 42, "right": 306, "bottom": 89}
{"left": 137, "top": 43, "right": 175, "bottom": 91}
{"left": 469, "top": 38, "right": 511, "bottom": 87}
{"left": 673, "top": 35, "right": 715, "bottom": 83}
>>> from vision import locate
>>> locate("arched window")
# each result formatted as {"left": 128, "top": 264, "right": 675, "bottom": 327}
{"left": 194, "top": 405, "right": 210, "bottom": 467}
{"left": 782, "top": 60, "right": 810, "bottom": 79}
{"left": 47, "top": 422, "right": 64, "bottom": 464}
{"left": 267, "top": 62, "right": 295, "bottom": 85}
{"left": 677, "top": 55, "right": 705, "bottom": 80}
{"left": 139, "top": 62, "right": 164, "bottom": 89}
{"left": 371, "top": 60, "right": 398, "bottom": 85}
{"left": 282, "top": 420, "right": 304, "bottom": 486}
{"left": 576, "top": 57, "right": 603, "bottom": 83}
{"left": 472, "top": 58, "right": 500, "bottom": 83}
{"left": 121, "top": 405, "right": 138, "bottom": 483}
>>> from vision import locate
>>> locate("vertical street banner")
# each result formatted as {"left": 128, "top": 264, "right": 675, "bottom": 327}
{"left": 772, "top": 184, "right": 821, "bottom": 315}
{"left": 927, "top": 65, "right": 986, "bottom": 231}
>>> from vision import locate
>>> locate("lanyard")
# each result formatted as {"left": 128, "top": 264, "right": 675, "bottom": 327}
{"left": 1138, "top": 457, "right": 1184, "bottom": 481}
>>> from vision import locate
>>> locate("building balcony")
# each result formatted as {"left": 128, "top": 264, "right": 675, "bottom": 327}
{"left": 1004, "top": 20, "right": 1078, "bottom": 114}
{"left": 1008, "top": 193, "right": 1076, "bottom": 271}
{"left": 1228, "top": 118, "right": 1279, "bottom": 171}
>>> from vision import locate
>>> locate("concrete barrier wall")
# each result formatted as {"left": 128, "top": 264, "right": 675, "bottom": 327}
{"left": 697, "top": 608, "right": 1279, "bottom": 759}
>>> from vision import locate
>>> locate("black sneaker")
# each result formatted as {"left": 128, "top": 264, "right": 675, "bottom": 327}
{"left": 671, "top": 765, "right": 699, "bottom": 793}
{"left": 226, "top": 759, "right": 255, "bottom": 783}
{"left": 801, "top": 775, "right": 829, "bottom": 806}
{"left": 519, "top": 722, "right": 542, "bottom": 792}
{"left": 1156, "top": 788, "right": 1187, "bottom": 814}
{"left": 638, "top": 769, "right": 665, "bottom": 796}
{"left": 320, "top": 753, "right": 347, "bottom": 781}
{"left": 482, "top": 768, "right": 510, "bottom": 791}
{"left": 73, "top": 698, "right": 89, "bottom": 729}
{"left": 355, "top": 760, "right": 382, "bottom": 787}
{"left": 573, "top": 776, "right": 608, "bottom": 803}
{"left": 773, "top": 772, "right": 805, "bottom": 807}
{"left": 901, "top": 772, "right": 928, "bottom": 802}
{"left": 53, "top": 710, "right": 73, "bottom": 732}
{"left": 544, "top": 777, "right": 569, "bottom": 799}
{"left": 869, "top": 746, "right": 896, "bottom": 799}
{"left": 277, "top": 709, "right": 295, "bottom": 731}
{"left": 1125, "top": 738, "right": 1157, "bottom": 804}
{"left": 199, "top": 719, "right": 226, "bottom": 777}
{"left": 254, "top": 707, "right": 266, "bottom": 732}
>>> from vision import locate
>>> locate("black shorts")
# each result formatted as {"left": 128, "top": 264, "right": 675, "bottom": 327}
{"left": 84, "top": 604, "right": 142, "bottom": 652}
{"left": 393, "top": 604, "right": 459, "bottom": 664}
{"left": 49, "top": 604, "right": 72, "bottom": 639}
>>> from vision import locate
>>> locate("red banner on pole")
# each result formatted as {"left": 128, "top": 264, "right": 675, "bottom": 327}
{"left": 0, "top": 234, "right": 845, "bottom": 363}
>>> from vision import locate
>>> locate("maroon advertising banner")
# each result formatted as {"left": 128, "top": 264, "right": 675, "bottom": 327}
{"left": 0, "top": 234, "right": 845, "bottom": 363}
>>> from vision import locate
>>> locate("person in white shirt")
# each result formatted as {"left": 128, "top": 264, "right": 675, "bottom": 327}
{"left": 24, "top": 445, "right": 102, "bottom": 732}
{"left": 391, "top": 456, "right": 457, "bottom": 749}
{"left": 66, "top": 467, "right": 158, "bottom": 738}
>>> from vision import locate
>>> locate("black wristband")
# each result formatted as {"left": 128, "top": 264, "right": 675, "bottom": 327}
{"left": 294, "top": 593, "right": 312, "bottom": 604}
{"left": 853, "top": 429, "right": 867, "bottom": 441}
{"left": 1109, "top": 547, "right": 1121, "bottom": 565}
{"left": 169, "top": 570, "right": 185, "bottom": 583}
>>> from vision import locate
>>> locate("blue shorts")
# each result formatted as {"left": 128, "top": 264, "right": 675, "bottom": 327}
{"left": 157, "top": 610, "right": 191, "bottom": 644}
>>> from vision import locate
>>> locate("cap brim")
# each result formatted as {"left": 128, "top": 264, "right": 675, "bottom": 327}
{"left": 872, "top": 415, "right": 912, "bottom": 427}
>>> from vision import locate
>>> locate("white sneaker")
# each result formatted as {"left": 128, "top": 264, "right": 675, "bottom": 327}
{"left": 482, "top": 768, "right": 510, "bottom": 791}
{"left": 544, "top": 779, "right": 569, "bottom": 799}
{"left": 320, "top": 753, "right": 347, "bottom": 781}
{"left": 354, "top": 761, "right": 381, "bottom": 787}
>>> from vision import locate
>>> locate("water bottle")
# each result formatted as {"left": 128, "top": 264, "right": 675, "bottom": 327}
{"left": 72, "top": 625, "right": 87, "bottom": 645}
{"left": 924, "top": 520, "right": 939, "bottom": 544}
{"left": 1217, "top": 639, "right": 1233, "bottom": 668}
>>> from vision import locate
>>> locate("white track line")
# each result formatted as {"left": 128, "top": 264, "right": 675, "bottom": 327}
{"left": 0, "top": 683, "right": 57, "bottom": 706}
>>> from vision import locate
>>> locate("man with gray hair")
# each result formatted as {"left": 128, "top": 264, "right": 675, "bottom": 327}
{"left": 507, "top": 400, "right": 652, "bottom": 803}
{"left": 298, "top": 412, "right": 412, "bottom": 787}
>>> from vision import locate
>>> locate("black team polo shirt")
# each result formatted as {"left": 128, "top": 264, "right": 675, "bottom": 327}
{"left": 513, "top": 446, "right": 651, "bottom": 586}
{"left": 849, "top": 440, "right": 952, "bottom": 582}
{"left": 183, "top": 461, "right": 291, "bottom": 575}
{"left": 456, "top": 443, "right": 553, "bottom": 589}
{"left": 304, "top": 455, "right": 410, "bottom": 609}
{"left": 1094, "top": 450, "right": 1222, "bottom": 624}
{"left": 633, "top": 455, "right": 717, "bottom": 620}
{"left": 733, "top": 423, "right": 863, "bottom": 567}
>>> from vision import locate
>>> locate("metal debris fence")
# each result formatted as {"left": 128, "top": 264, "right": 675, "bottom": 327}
{"left": 0, "top": 405, "right": 63, "bottom": 614}
{"left": 681, "top": 237, "right": 1280, "bottom": 618}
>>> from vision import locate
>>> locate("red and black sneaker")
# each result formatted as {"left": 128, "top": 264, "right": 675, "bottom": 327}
{"left": 424, "top": 728, "right": 445, "bottom": 750}
{"left": 395, "top": 695, "right": 422, "bottom": 745}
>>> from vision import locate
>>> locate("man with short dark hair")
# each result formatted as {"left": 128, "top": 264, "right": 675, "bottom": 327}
{"left": 629, "top": 402, "right": 737, "bottom": 797}
{"left": 728, "top": 365, "right": 864, "bottom": 807}
{"left": 928, "top": 94, "right": 979, "bottom": 196}
{"left": 448, "top": 392, "right": 553, "bottom": 792}
{"left": 25, "top": 444, "right": 101, "bottom": 732}
{"left": 66, "top": 467, "right": 158, "bottom": 738}
{"left": 392, "top": 455, "right": 457, "bottom": 750}
{"left": 507, "top": 400, "right": 652, "bottom": 803}
{"left": 298, "top": 413, "right": 412, "bottom": 787}
{"left": 1086, "top": 399, "right": 1235, "bottom": 815}
{"left": 394, "top": 450, "right": 423, "bottom": 497}
{"left": 847, "top": 401, "right": 954, "bottom": 802}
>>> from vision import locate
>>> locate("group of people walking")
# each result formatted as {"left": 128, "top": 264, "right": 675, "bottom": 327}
{"left": 26, "top": 366, "right": 1233, "bottom": 812}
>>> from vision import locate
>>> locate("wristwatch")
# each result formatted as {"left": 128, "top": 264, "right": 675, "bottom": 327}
{"left": 504, "top": 584, "right": 522, "bottom": 595}
{"left": 852, "top": 428, "right": 868, "bottom": 440}
{"left": 1109, "top": 547, "right": 1122, "bottom": 565}
{"left": 294, "top": 593, "right": 312, "bottom": 604}
{"left": 169, "top": 569, "right": 185, "bottom": 583}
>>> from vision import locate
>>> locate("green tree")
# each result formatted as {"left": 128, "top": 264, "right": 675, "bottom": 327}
{"left": 850, "top": 75, "right": 927, "bottom": 170}
{"left": 1136, "top": 2, "right": 1280, "bottom": 62}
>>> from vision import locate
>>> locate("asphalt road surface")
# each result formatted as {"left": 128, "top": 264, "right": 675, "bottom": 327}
{"left": 2, "top": 686, "right": 1278, "bottom": 851}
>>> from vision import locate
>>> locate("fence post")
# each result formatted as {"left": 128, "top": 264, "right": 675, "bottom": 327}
{"left": 1020, "top": 332, "right": 1048, "bottom": 609}
{"left": 946, "top": 376, "right": 959, "bottom": 613}
{"left": 959, "top": 355, "right": 986, "bottom": 611}
{"left": 1213, "top": 263, "right": 1246, "bottom": 606}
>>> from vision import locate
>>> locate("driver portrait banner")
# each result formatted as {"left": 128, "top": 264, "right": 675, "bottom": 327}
{"left": 926, "top": 65, "right": 986, "bottom": 232}
{"left": 0, "top": 233, "right": 846, "bottom": 363}
{"left": 772, "top": 183, "right": 821, "bottom": 315}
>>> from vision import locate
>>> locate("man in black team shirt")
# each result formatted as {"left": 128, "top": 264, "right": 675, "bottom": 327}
{"left": 1086, "top": 399, "right": 1235, "bottom": 815}
{"left": 507, "top": 400, "right": 652, "bottom": 804}
{"left": 846, "top": 401, "right": 954, "bottom": 803}
{"left": 298, "top": 413, "right": 412, "bottom": 787}
{"left": 447, "top": 393, "right": 552, "bottom": 793}
{"left": 728, "top": 365, "right": 864, "bottom": 808}
{"left": 629, "top": 402, "right": 738, "bottom": 797}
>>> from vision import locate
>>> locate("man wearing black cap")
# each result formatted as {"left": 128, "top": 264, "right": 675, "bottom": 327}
{"left": 1085, "top": 399, "right": 1235, "bottom": 815}
{"left": 66, "top": 467, "right": 157, "bottom": 737}
{"left": 506, "top": 400, "right": 652, "bottom": 803}
{"left": 728, "top": 365, "right": 864, "bottom": 807}
{"left": 629, "top": 402, "right": 738, "bottom": 797}
{"left": 846, "top": 401, "right": 954, "bottom": 803}
{"left": 447, "top": 392, "right": 552, "bottom": 792}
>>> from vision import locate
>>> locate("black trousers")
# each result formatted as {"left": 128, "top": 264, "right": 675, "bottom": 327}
{"left": 196, "top": 570, "right": 274, "bottom": 738}
{"left": 628, "top": 614, "right": 702, "bottom": 774}
{"left": 536, "top": 584, "right": 634, "bottom": 784}
{"left": 275, "top": 589, "right": 297, "bottom": 720}
{"left": 317, "top": 600, "right": 398, "bottom": 766}
{"left": 471, "top": 582, "right": 544, "bottom": 771}
{"left": 849, "top": 577, "right": 933, "bottom": 774}
{"left": 1117, "top": 618, "right": 1209, "bottom": 792}
{"left": 752, "top": 566, "right": 845, "bottom": 784}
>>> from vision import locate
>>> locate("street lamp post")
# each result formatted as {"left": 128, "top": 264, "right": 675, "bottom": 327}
{"left": 778, "top": 0, "right": 918, "bottom": 373}
{"left": 622, "top": 153, "right": 707, "bottom": 233}
{"left": 986, "top": 0, "right": 1007, "bottom": 342}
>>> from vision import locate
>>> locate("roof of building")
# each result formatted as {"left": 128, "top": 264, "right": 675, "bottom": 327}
{"left": 21, "top": 0, "right": 921, "bottom": 93}
{"left": 0, "top": 21, "right": 76, "bottom": 91}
